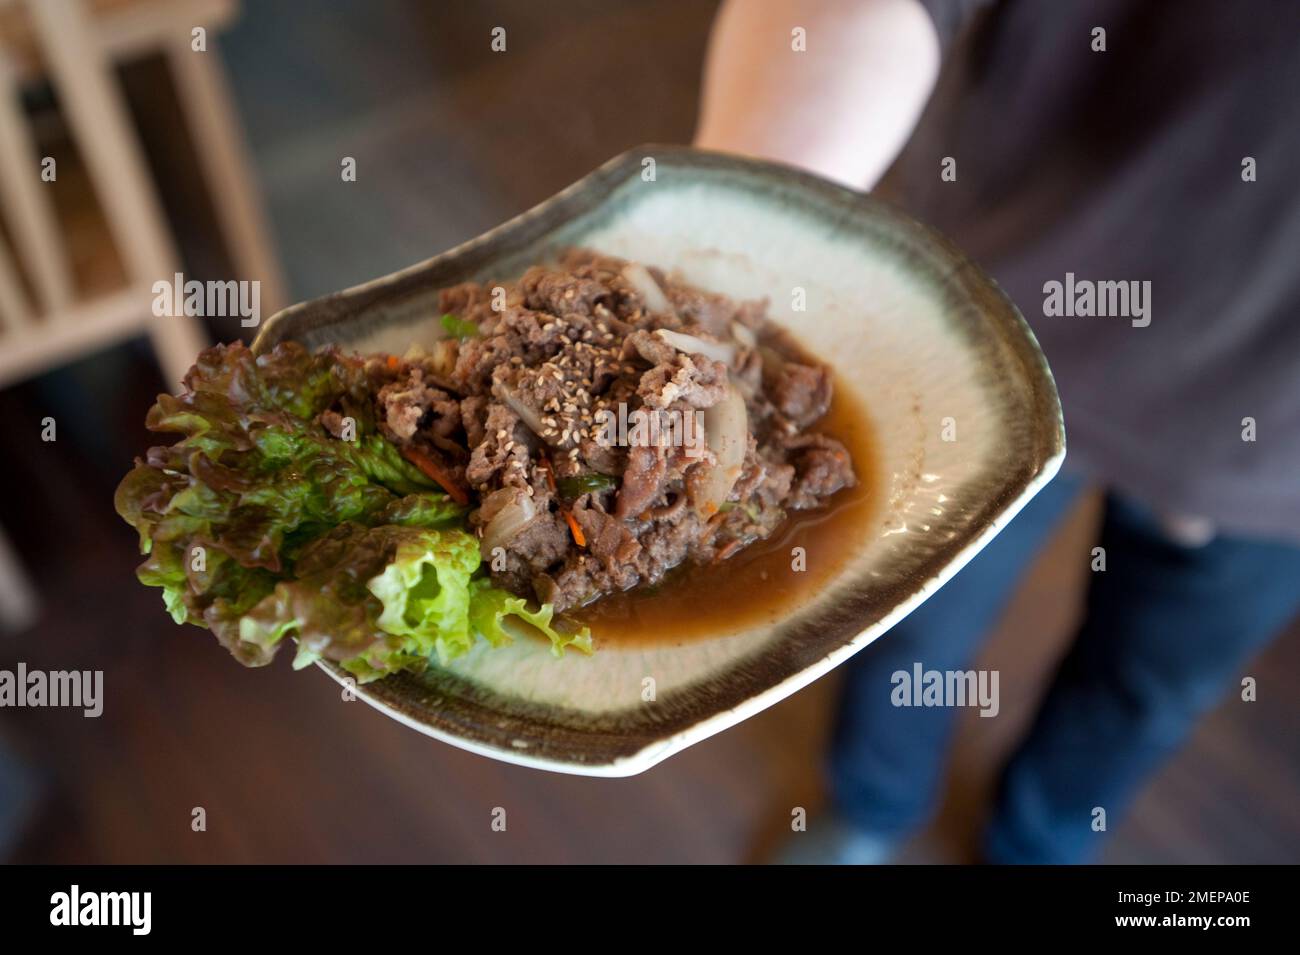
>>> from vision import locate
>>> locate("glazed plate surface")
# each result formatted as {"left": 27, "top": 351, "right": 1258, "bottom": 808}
{"left": 252, "top": 145, "right": 1065, "bottom": 776}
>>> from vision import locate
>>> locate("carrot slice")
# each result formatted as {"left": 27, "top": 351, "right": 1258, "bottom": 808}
{"left": 563, "top": 508, "right": 587, "bottom": 548}
{"left": 536, "top": 454, "right": 583, "bottom": 546}
{"left": 386, "top": 354, "right": 401, "bottom": 371}
{"left": 400, "top": 445, "right": 469, "bottom": 505}
{"left": 538, "top": 455, "right": 558, "bottom": 494}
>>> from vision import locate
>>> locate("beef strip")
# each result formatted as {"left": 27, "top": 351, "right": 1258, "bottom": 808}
{"left": 783, "top": 433, "right": 856, "bottom": 509}
{"left": 771, "top": 362, "right": 833, "bottom": 428}
{"left": 615, "top": 445, "right": 667, "bottom": 519}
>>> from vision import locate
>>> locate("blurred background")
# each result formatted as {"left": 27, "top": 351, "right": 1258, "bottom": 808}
{"left": 0, "top": 0, "right": 1296, "bottom": 863}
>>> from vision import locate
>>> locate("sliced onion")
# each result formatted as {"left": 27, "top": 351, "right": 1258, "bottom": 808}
{"left": 730, "top": 320, "right": 757, "bottom": 348}
{"left": 495, "top": 382, "right": 548, "bottom": 437}
{"left": 692, "top": 382, "right": 748, "bottom": 515}
{"left": 429, "top": 339, "right": 458, "bottom": 378}
{"left": 622, "top": 263, "right": 675, "bottom": 316}
{"left": 480, "top": 489, "right": 538, "bottom": 554}
{"left": 655, "top": 328, "right": 736, "bottom": 366}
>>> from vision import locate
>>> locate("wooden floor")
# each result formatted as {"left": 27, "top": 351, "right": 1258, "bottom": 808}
{"left": 1, "top": 0, "right": 1297, "bottom": 864}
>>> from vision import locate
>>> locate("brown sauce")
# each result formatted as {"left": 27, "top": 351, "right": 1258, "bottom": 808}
{"left": 574, "top": 377, "right": 877, "bottom": 648}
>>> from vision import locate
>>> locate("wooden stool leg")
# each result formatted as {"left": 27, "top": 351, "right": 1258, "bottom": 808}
{"left": 0, "top": 232, "right": 32, "bottom": 331}
{"left": 166, "top": 34, "right": 288, "bottom": 317}
{"left": 0, "top": 54, "right": 75, "bottom": 316}
{"left": 27, "top": 0, "right": 207, "bottom": 389}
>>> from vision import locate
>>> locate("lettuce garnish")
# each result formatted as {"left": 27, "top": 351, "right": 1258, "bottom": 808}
{"left": 115, "top": 341, "right": 590, "bottom": 682}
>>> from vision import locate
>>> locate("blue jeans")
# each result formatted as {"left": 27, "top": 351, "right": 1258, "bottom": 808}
{"left": 828, "top": 475, "right": 1300, "bottom": 863}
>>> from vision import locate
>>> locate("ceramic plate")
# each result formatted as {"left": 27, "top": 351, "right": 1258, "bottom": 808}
{"left": 252, "top": 144, "right": 1065, "bottom": 776}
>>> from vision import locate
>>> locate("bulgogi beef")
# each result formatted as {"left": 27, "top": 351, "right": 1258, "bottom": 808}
{"left": 361, "top": 249, "right": 855, "bottom": 613}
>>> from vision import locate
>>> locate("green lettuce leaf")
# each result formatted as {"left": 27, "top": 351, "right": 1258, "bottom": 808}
{"left": 439, "top": 313, "right": 479, "bottom": 339}
{"left": 468, "top": 578, "right": 594, "bottom": 657}
{"left": 232, "top": 524, "right": 461, "bottom": 678}
{"left": 368, "top": 528, "right": 481, "bottom": 665}
{"left": 115, "top": 341, "right": 588, "bottom": 683}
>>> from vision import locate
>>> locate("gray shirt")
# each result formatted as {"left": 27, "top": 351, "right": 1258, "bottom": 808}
{"left": 904, "top": 0, "right": 1300, "bottom": 542}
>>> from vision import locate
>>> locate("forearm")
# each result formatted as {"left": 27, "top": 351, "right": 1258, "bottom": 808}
{"left": 695, "top": 0, "right": 941, "bottom": 190}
